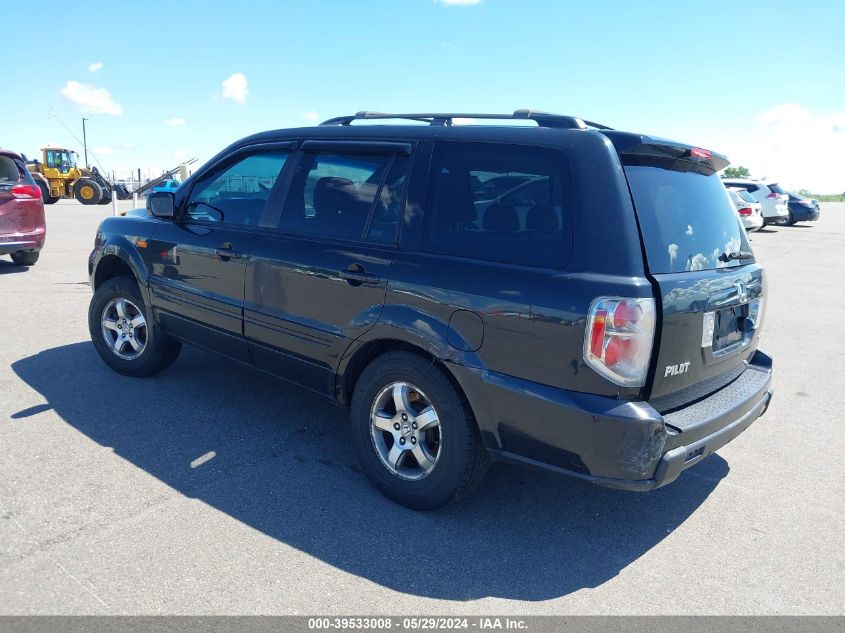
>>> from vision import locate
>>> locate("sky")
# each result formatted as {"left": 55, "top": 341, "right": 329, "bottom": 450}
{"left": 4, "top": 0, "right": 844, "bottom": 192}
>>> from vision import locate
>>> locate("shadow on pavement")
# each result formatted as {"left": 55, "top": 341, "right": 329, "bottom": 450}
{"left": 12, "top": 342, "right": 727, "bottom": 601}
{"left": 0, "top": 260, "right": 29, "bottom": 274}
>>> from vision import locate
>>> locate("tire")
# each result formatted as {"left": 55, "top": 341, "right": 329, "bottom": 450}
{"left": 74, "top": 179, "right": 103, "bottom": 205}
{"left": 98, "top": 185, "right": 113, "bottom": 205}
{"left": 10, "top": 251, "right": 39, "bottom": 266}
{"left": 350, "top": 351, "right": 488, "bottom": 509}
{"left": 35, "top": 180, "right": 58, "bottom": 204}
{"left": 88, "top": 276, "right": 181, "bottom": 377}
{"left": 786, "top": 211, "right": 796, "bottom": 226}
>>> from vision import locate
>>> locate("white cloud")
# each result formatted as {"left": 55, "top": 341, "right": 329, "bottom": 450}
{"left": 714, "top": 103, "right": 845, "bottom": 193}
{"left": 436, "top": 0, "right": 482, "bottom": 4}
{"left": 92, "top": 146, "right": 114, "bottom": 155}
{"left": 303, "top": 111, "right": 320, "bottom": 123}
{"left": 88, "top": 62, "right": 104, "bottom": 73}
{"left": 165, "top": 117, "right": 187, "bottom": 126}
{"left": 219, "top": 73, "right": 248, "bottom": 105}
{"left": 60, "top": 81, "right": 123, "bottom": 116}
{"left": 173, "top": 149, "right": 187, "bottom": 159}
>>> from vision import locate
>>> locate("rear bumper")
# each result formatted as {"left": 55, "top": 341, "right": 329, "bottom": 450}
{"left": 0, "top": 230, "right": 45, "bottom": 255}
{"left": 449, "top": 350, "right": 773, "bottom": 490}
{"left": 789, "top": 205, "right": 820, "bottom": 221}
{"left": 741, "top": 215, "right": 764, "bottom": 231}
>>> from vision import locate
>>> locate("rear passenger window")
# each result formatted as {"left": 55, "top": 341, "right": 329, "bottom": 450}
{"left": 278, "top": 152, "right": 408, "bottom": 242}
{"left": 0, "top": 156, "right": 20, "bottom": 183}
{"left": 423, "top": 142, "right": 571, "bottom": 268}
{"left": 186, "top": 152, "right": 288, "bottom": 225}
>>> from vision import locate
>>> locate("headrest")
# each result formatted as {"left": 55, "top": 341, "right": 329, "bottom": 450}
{"left": 482, "top": 203, "right": 519, "bottom": 233}
{"left": 526, "top": 205, "right": 559, "bottom": 231}
{"left": 313, "top": 177, "right": 355, "bottom": 215}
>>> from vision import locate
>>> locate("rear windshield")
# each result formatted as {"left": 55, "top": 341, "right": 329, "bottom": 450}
{"left": 625, "top": 163, "right": 751, "bottom": 274}
{"left": 767, "top": 183, "right": 786, "bottom": 195}
{"left": 0, "top": 156, "right": 21, "bottom": 184}
{"left": 734, "top": 189, "right": 756, "bottom": 204}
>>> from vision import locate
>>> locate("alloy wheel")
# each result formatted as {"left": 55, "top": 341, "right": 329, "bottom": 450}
{"left": 369, "top": 382, "right": 442, "bottom": 480}
{"left": 101, "top": 298, "right": 148, "bottom": 360}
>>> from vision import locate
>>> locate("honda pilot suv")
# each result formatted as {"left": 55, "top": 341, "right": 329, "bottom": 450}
{"left": 87, "top": 111, "right": 773, "bottom": 509}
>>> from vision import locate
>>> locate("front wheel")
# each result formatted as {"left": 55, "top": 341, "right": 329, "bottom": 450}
{"left": 88, "top": 276, "right": 181, "bottom": 377}
{"left": 350, "top": 351, "right": 488, "bottom": 509}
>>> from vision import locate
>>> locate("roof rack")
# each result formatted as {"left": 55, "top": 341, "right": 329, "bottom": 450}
{"left": 319, "top": 110, "right": 613, "bottom": 130}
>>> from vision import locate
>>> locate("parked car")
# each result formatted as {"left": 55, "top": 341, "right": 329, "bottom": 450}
{"left": 727, "top": 187, "right": 763, "bottom": 232}
{"left": 87, "top": 110, "right": 773, "bottom": 509}
{"left": 0, "top": 148, "right": 46, "bottom": 266}
{"left": 147, "top": 179, "right": 181, "bottom": 195}
{"left": 721, "top": 178, "right": 789, "bottom": 226}
{"left": 785, "top": 191, "right": 820, "bottom": 225}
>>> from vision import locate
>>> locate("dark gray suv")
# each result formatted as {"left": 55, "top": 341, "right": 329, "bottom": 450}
{"left": 87, "top": 110, "right": 773, "bottom": 509}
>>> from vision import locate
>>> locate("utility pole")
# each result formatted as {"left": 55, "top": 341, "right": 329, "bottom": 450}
{"left": 81, "top": 118, "right": 89, "bottom": 168}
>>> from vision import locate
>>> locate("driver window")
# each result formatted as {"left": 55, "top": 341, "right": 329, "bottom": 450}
{"left": 186, "top": 151, "right": 288, "bottom": 225}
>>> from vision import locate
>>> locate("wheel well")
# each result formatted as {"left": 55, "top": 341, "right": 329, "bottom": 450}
{"left": 339, "top": 339, "right": 467, "bottom": 408}
{"left": 94, "top": 255, "right": 134, "bottom": 290}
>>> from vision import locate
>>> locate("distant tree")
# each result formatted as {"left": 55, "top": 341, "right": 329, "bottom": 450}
{"left": 798, "top": 189, "right": 813, "bottom": 197}
{"left": 723, "top": 166, "right": 751, "bottom": 178}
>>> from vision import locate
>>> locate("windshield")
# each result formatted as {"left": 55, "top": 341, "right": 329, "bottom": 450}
{"left": 626, "top": 163, "right": 752, "bottom": 274}
{"left": 767, "top": 183, "right": 786, "bottom": 195}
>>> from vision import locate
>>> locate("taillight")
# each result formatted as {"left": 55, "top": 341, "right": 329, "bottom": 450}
{"left": 11, "top": 184, "right": 41, "bottom": 199}
{"left": 584, "top": 297, "right": 655, "bottom": 387}
{"left": 765, "top": 192, "right": 783, "bottom": 199}
{"left": 737, "top": 207, "right": 753, "bottom": 216}
{"left": 690, "top": 147, "right": 712, "bottom": 159}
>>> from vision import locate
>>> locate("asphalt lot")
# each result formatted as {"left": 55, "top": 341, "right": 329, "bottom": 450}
{"left": 0, "top": 199, "right": 843, "bottom": 615}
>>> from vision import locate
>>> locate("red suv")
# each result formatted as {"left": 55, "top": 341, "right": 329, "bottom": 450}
{"left": 0, "top": 149, "right": 46, "bottom": 266}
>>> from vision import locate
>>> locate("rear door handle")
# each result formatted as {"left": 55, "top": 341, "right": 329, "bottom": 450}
{"left": 340, "top": 265, "right": 380, "bottom": 286}
{"left": 215, "top": 243, "right": 242, "bottom": 260}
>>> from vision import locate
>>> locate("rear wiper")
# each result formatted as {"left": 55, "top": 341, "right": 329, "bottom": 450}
{"left": 718, "top": 250, "right": 755, "bottom": 263}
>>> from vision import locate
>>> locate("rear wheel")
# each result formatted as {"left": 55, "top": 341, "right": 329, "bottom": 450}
{"left": 88, "top": 276, "right": 181, "bottom": 377}
{"left": 786, "top": 211, "right": 796, "bottom": 226}
{"left": 36, "top": 181, "right": 58, "bottom": 204}
{"left": 10, "top": 251, "right": 39, "bottom": 266}
{"left": 74, "top": 179, "right": 102, "bottom": 205}
{"left": 350, "top": 351, "right": 488, "bottom": 509}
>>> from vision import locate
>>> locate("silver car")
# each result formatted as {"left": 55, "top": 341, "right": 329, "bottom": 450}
{"left": 727, "top": 187, "right": 763, "bottom": 232}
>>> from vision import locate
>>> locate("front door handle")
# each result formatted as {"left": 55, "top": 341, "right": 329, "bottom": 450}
{"left": 340, "top": 264, "right": 380, "bottom": 287}
{"left": 215, "top": 243, "right": 242, "bottom": 261}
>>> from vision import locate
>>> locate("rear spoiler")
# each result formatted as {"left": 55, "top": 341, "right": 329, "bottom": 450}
{"left": 600, "top": 131, "right": 729, "bottom": 175}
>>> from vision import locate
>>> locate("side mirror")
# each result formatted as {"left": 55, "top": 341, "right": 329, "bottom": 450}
{"left": 147, "top": 191, "right": 175, "bottom": 218}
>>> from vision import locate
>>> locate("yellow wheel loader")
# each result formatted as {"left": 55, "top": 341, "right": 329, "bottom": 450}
{"left": 26, "top": 147, "right": 127, "bottom": 205}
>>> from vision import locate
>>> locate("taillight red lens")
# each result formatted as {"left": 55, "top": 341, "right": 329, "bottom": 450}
{"left": 690, "top": 147, "right": 712, "bottom": 159}
{"left": 589, "top": 309, "right": 608, "bottom": 358}
{"left": 765, "top": 192, "right": 779, "bottom": 199}
{"left": 584, "top": 297, "right": 656, "bottom": 388}
{"left": 737, "top": 207, "right": 752, "bottom": 216}
{"left": 11, "top": 184, "right": 41, "bottom": 199}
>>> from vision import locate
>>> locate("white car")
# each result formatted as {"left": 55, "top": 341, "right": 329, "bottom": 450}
{"left": 721, "top": 178, "right": 789, "bottom": 226}
{"left": 727, "top": 187, "right": 763, "bottom": 232}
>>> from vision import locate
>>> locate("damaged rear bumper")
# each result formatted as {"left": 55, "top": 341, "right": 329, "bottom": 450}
{"left": 449, "top": 350, "right": 773, "bottom": 490}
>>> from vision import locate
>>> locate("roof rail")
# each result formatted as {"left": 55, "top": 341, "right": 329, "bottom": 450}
{"left": 319, "top": 110, "right": 612, "bottom": 130}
